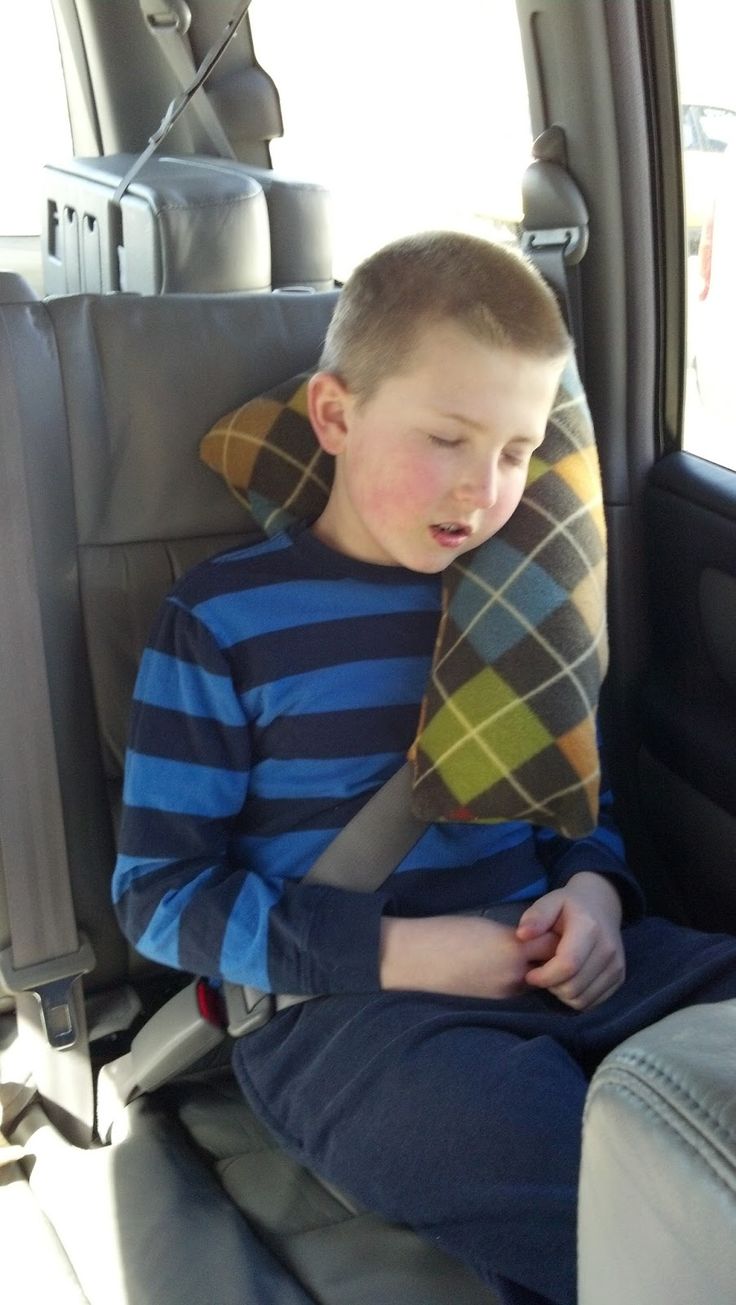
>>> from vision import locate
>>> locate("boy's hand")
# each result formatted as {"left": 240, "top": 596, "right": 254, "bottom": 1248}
{"left": 379, "top": 914, "right": 558, "bottom": 1000}
{"left": 515, "top": 872, "right": 625, "bottom": 1010}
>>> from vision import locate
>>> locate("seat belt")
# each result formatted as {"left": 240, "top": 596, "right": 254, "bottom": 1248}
{"left": 0, "top": 312, "right": 96, "bottom": 1148}
{"left": 521, "top": 126, "right": 589, "bottom": 376}
{"left": 97, "top": 760, "right": 427, "bottom": 1137}
{"left": 112, "top": 0, "right": 253, "bottom": 208}
{"left": 225, "top": 761, "right": 426, "bottom": 1034}
{"left": 138, "top": 0, "right": 239, "bottom": 160}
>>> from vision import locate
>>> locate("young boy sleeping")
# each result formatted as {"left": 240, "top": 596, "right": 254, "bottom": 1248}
{"left": 114, "top": 231, "right": 736, "bottom": 1305}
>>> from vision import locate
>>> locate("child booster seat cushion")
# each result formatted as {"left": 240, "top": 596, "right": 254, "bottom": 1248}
{"left": 200, "top": 357, "right": 607, "bottom": 838}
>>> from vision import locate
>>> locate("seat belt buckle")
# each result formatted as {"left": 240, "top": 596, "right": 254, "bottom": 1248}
{"left": 223, "top": 982, "right": 276, "bottom": 1037}
{"left": 0, "top": 934, "right": 96, "bottom": 1051}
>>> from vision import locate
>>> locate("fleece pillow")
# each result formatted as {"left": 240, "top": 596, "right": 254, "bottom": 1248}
{"left": 200, "top": 361, "right": 607, "bottom": 838}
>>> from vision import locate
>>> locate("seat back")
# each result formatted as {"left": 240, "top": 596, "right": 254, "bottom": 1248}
{"left": 0, "top": 288, "right": 338, "bottom": 997}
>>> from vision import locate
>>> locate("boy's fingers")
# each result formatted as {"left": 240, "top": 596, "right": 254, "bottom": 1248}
{"left": 524, "top": 934, "right": 595, "bottom": 991}
{"left": 554, "top": 960, "right": 626, "bottom": 1010}
{"left": 523, "top": 930, "right": 558, "bottom": 964}
{"left": 516, "top": 893, "right": 563, "bottom": 940}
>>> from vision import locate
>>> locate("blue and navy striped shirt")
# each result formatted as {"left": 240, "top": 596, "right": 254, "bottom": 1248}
{"left": 113, "top": 524, "right": 638, "bottom": 994}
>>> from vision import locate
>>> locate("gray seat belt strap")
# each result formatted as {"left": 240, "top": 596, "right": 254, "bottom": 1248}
{"left": 0, "top": 312, "right": 95, "bottom": 1145}
{"left": 139, "top": 0, "right": 238, "bottom": 159}
{"left": 97, "top": 762, "right": 428, "bottom": 1123}
{"left": 302, "top": 761, "right": 425, "bottom": 891}
{"left": 225, "top": 763, "right": 427, "bottom": 1033}
{"left": 114, "top": 0, "right": 252, "bottom": 206}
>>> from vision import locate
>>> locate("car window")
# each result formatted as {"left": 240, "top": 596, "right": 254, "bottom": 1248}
{"left": 250, "top": 0, "right": 532, "bottom": 281}
{"left": 673, "top": 0, "right": 736, "bottom": 471}
{"left": 0, "top": 0, "right": 72, "bottom": 294}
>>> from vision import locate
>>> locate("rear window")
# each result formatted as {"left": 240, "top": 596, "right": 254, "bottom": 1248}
{"left": 251, "top": 0, "right": 532, "bottom": 280}
{"left": 0, "top": 0, "right": 72, "bottom": 291}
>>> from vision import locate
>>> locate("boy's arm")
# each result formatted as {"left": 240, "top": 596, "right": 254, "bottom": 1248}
{"left": 379, "top": 914, "right": 557, "bottom": 999}
{"left": 113, "top": 598, "right": 386, "bottom": 995}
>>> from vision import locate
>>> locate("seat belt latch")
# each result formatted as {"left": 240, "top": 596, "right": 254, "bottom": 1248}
{"left": 0, "top": 934, "right": 96, "bottom": 1051}
{"left": 521, "top": 223, "right": 588, "bottom": 267}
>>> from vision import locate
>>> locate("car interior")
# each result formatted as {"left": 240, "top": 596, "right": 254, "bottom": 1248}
{"left": 1, "top": 2, "right": 736, "bottom": 1303}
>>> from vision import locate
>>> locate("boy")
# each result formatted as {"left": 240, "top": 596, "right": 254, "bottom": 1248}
{"left": 114, "top": 233, "right": 736, "bottom": 1305}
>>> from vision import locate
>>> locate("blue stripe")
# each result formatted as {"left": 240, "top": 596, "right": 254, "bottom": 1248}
{"left": 251, "top": 752, "right": 403, "bottom": 800}
{"left": 135, "top": 648, "right": 245, "bottom": 725}
{"left": 123, "top": 750, "right": 246, "bottom": 817}
{"left": 401, "top": 821, "right": 532, "bottom": 871}
{"left": 231, "top": 820, "right": 535, "bottom": 884}
{"left": 245, "top": 656, "right": 431, "bottom": 727}
{"left": 232, "top": 829, "right": 335, "bottom": 879}
{"left": 220, "top": 875, "right": 279, "bottom": 988}
{"left": 195, "top": 578, "right": 440, "bottom": 645}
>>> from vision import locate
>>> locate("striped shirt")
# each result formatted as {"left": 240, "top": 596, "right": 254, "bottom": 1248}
{"left": 113, "top": 524, "right": 637, "bottom": 994}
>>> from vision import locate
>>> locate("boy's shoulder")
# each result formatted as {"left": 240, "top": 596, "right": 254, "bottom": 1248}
{"left": 170, "top": 528, "right": 298, "bottom": 610}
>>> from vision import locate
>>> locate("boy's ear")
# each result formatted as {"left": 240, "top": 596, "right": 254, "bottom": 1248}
{"left": 307, "top": 372, "right": 353, "bottom": 455}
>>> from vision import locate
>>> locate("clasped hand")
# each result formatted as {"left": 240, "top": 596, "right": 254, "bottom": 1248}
{"left": 379, "top": 871, "right": 625, "bottom": 1010}
{"left": 515, "top": 871, "right": 625, "bottom": 1010}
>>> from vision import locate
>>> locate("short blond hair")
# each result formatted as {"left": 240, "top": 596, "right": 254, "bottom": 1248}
{"left": 320, "top": 230, "right": 571, "bottom": 403}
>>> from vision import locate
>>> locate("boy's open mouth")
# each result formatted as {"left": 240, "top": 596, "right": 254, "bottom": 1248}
{"left": 430, "top": 522, "right": 472, "bottom": 547}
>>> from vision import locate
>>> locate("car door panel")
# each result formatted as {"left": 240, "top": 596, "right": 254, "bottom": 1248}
{"left": 640, "top": 450, "right": 736, "bottom": 931}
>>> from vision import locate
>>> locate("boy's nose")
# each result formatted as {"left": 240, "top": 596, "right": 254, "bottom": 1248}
{"left": 456, "top": 457, "right": 499, "bottom": 510}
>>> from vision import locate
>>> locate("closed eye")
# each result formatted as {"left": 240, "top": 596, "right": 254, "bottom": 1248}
{"left": 429, "top": 434, "right": 463, "bottom": 448}
{"left": 504, "top": 441, "right": 540, "bottom": 467}
{"left": 502, "top": 449, "right": 529, "bottom": 467}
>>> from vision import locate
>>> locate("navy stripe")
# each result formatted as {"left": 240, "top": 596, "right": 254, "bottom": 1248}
{"left": 236, "top": 791, "right": 370, "bottom": 837}
{"left": 178, "top": 865, "right": 248, "bottom": 979}
{"left": 174, "top": 525, "right": 435, "bottom": 606}
{"left": 149, "top": 600, "right": 229, "bottom": 675}
{"left": 232, "top": 611, "right": 440, "bottom": 690}
{"left": 383, "top": 840, "right": 541, "bottom": 916}
{"left": 128, "top": 701, "right": 249, "bottom": 771}
{"left": 118, "top": 805, "right": 230, "bottom": 859}
{"left": 254, "top": 703, "right": 420, "bottom": 760}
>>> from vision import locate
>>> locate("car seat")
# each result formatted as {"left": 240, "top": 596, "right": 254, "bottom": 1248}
{"left": 0, "top": 286, "right": 498, "bottom": 1304}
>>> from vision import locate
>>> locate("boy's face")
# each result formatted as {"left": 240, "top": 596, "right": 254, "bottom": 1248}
{"left": 308, "top": 321, "right": 564, "bottom": 574}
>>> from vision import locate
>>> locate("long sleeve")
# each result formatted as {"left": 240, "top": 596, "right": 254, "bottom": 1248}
{"left": 113, "top": 595, "right": 386, "bottom": 993}
{"left": 533, "top": 754, "right": 645, "bottom": 922}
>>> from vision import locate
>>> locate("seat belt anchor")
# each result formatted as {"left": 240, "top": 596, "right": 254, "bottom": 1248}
{"left": 0, "top": 934, "right": 96, "bottom": 1051}
{"left": 521, "top": 224, "right": 588, "bottom": 267}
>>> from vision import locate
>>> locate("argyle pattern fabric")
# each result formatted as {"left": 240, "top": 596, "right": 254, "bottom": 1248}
{"left": 200, "top": 357, "right": 606, "bottom": 837}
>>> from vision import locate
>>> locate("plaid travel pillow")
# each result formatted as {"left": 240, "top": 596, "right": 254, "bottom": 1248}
{"left": 200, "top": 358, "right": 607, "bottom": 837}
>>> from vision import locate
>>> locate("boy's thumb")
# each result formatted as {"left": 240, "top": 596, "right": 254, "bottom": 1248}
{"left": 516, "top": 894, "right": 559, "bottom": 940}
